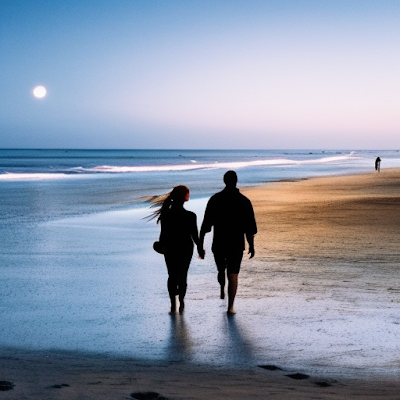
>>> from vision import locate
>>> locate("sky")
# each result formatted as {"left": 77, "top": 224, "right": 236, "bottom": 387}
{"left": 0, "top": 0, "right": 399, "bottom": 149}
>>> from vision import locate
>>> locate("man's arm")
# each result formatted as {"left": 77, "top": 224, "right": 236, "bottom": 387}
{"left": 245, "top": 199, "right": 257, "bottom": 259}
{"left": 199, "top": 221, "right": 210, "bottom": 251}
{"left": 246, "top": 233, "right": 255, "bottom": 259}
{"left": 191, "top": 213, "right": 205, "bottom": 259}
{"left": 199, "top": 198, "right": 214, "bottom": 252}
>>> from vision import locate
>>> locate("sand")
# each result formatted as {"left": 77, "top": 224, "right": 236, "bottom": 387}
{"left": 249, "top": 168, "right": 400, "bottom": 261}
{"left": 1, "top": 169, "right": 399, "bottom": 399}
{"left": 1, "top": 348, "right": 400, "bottom": 400}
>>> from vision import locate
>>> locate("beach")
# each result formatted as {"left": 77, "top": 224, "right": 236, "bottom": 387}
{"left": 1, "top": 348, "right": 400, "bottom": 400}
{"left": 1, "top": 169, "right": 399, "bottom": 399}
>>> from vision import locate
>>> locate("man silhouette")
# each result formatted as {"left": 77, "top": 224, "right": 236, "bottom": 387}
{"left": 200, "top": 170, "right": 257, "bottom": 314}
{"left": 375, "top": 157, "right": 381, "bottom": 173}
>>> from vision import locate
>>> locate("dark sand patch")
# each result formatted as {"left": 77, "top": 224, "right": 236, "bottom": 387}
{"left": 0, "top": 381, "right": 15, "bottom": 391}
{"left": 258, "top": 365, "right": 283, "bottom": 371}
{"left": 286, "top": 373, "right": 310, "bottom": 380}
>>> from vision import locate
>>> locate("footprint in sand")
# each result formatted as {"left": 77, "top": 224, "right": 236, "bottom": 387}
{"left": 0, "top": 381, "right": 15, "bottom": 391}
{"left": 131, "top": 392, "right": 168, "bottom": 400}
{"left": 285, "top": 373, "right": 310, "bottom": 380}
{"left": 315, "top": 381, "right": 333, "bottom": 387}
{"left": 48, "top": 384, "right": 70, "bottom": 389}
{"left": 258, "top": 365, "right": 283, "bottom": 371}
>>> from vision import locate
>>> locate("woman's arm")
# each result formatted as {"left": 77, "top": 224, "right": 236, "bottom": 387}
{"left": 190, "top": 213, "right": 205, "bottom": 258}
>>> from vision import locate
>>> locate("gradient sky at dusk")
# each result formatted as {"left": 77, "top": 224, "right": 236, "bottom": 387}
{"left": 1, "top": 0, "right": 399, "bottom": 149}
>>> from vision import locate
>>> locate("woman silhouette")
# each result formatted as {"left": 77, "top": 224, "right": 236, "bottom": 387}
{"left": 152, "top": 185, "right": 204, "bottom": 313}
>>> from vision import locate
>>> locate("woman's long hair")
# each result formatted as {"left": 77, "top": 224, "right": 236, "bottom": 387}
{"left": 146, "top": 185, "right": 189, "bottom": 223}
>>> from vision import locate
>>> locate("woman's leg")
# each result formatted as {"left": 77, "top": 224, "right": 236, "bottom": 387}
{"left": 177, "top": 271, "right": 188, "bottom": 313}
{"left": 167, "top": 275, "right": 178, "bottom": 313}
{"left": 165, "top": 254, "right": 178, "bottom": 313}
{"left": 177, "top": 253, "right": 192, "bottom": 313}
{"left": 214, "top": 253, "right": 227, "bottom": 299}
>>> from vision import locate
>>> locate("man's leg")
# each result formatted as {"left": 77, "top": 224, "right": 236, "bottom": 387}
{"left": 218, "top": 269, "right": 226, "bottom": 299}
{"left": 226, "top": 251, "right": 243, "bottom": 314}
{"left": 227, "top": 273, "right": 238, "bottom": 314}
{"left": 214, "top": 253, "right": 227, "bottom": 299}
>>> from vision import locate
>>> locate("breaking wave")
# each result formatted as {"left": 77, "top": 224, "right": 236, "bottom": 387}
{"left": 0, "top": 173, "right": 69, "bottom": 181}
{"left": 0, "top": 153, "right": 356, "bottom": 180}
{"left": 78, "top": 154, "right": 355, "bottom": 173}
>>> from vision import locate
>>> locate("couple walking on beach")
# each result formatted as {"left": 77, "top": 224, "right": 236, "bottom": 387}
{"left": 152, "top": 170, "right": 257, "bottom": 314}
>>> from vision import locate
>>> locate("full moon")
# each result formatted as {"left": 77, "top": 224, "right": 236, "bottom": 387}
{"left": 33, "top": 85, "right": 47, "bottom": 98}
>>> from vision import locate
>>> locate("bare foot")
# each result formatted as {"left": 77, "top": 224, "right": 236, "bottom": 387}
{"left": 227, "top": 308, "right": 236, "bottom": 315}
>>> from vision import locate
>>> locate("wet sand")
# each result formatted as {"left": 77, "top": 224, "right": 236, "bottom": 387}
{"left": 1, "top": 347, "right": 400, "bottom": 399}
{"left": 1, "top": 169, "right": 399, "bottom": 399}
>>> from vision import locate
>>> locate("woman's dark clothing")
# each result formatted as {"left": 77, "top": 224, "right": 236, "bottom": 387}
{"left": 160, "top": 207, "right": 199, "bottom": 300}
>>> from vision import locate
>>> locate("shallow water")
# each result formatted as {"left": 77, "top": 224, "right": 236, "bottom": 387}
{"left": 1, "top": 199, "right": 399, "bottom": 379}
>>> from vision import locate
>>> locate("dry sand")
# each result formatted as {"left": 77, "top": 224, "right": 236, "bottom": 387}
{"left": 248, "top": 168, "right": 400, "bottom": 261}
{"left": 1, "top": 169, "right": 399, "bottom": 399}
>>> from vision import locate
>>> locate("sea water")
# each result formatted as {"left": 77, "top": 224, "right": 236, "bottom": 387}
{"left": 1, "top": 149, "right": 400, "bottom": 377}
{"left": 2, "top": 149, "right": 399, "bottom": 221}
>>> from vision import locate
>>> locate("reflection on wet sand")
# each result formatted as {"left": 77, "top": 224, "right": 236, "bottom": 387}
{"left": 166, "top": 314, "right": 193, "bottom": 362}
{"left": 224, "top": 315, "right": 255, "bottom": 365}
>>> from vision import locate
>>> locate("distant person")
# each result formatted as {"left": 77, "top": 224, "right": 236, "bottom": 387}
{"left": 375, "top": 157, "right": 381, "bottom": 173}
{"left": 151, "top": 185, "right": 204, "bottom": 314}
{"left": 200, "top": 171, "right": 257, "bottom": 314}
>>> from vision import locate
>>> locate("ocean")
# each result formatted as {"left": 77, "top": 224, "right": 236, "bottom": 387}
{"left": 2, "top": 149, "right": 399, "bottom": 222}
{"left": 1, "top": 149, "right": 399, "bottom": 377}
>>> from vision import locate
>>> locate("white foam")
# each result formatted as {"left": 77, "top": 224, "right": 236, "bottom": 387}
{"left": 80, "top": 154, "right": 355, "bottom": 174}
{"left": 76, "top": 152, "right": 354, "bottom": 173}
{"left": 1, "top": 153, "right": 357, "bottom": 180}
{"left": 0, "top": 172, "right": 69, "bottom": 181}
{"left": 301, "top": 154, "right": 355, "bottom": 164}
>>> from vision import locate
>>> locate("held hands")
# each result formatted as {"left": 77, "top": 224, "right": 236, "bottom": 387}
{"left": 197, "top": 245, "right": 205, "bottom": 259}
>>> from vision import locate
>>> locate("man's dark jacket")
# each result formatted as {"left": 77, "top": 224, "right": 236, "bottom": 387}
{"left": 201, "top": 187, "right": 257, "bottom": 253}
